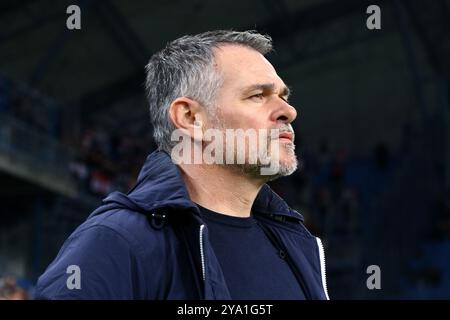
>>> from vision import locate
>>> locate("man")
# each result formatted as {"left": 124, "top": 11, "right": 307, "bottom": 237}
{"left": 35, "top": 30, "right": 329, "bottom": 300}
{"left": 0, "top": 276, "right": 30, "bottom": 300}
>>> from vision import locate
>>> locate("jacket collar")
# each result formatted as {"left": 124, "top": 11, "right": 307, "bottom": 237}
{"left": 102, "top": 150, "right": 304, "bottom": 222}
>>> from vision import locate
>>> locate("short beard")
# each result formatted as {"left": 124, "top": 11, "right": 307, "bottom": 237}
{"left": 205, "top": 109, "right": 299, "bottom": 181}
{"left": 216, "top": 130, "right": 299, "bottom": 181}
{"left": 230, "top": 142, "right": 299, "bottom": 181}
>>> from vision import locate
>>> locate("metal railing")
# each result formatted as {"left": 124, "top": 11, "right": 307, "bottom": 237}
{"left": 0, "top": 114, "right": 75, "bottom": 186}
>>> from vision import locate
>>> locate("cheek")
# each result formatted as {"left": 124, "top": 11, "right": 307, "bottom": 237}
{"left": 215, "top": 99, "right": 269, "bottom": 129}
{"left": 225, "top": 110, "right": 267, "bottom": 129}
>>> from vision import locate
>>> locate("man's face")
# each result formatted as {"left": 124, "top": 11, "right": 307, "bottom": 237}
{"left": 208, "top": 44, "right": 298, "bottom": 179}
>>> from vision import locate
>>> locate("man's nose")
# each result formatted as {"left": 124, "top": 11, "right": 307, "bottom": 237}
{"left": 272, "top": 98, "right": 298, "bottom": 124}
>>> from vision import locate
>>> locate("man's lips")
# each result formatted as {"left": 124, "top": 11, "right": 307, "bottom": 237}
{"left": 278, "top": 132, "right": 294, "bottom": 142}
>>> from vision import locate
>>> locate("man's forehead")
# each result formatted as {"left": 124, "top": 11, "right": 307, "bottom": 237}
{"left": 213, "top": 44, "right": 285, "bottom": 88}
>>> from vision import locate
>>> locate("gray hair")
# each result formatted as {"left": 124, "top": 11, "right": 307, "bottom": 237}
{"left": 145, "top": 30, "right": 273, "bottom": 153}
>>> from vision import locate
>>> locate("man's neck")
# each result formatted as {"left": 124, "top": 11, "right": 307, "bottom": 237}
{"left": 178, "top": 164, "right": 265, "bottom": 217}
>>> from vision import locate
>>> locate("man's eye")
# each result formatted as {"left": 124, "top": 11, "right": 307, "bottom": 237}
{"left": 250, "top": 93, "right": 264, "bottom": 100}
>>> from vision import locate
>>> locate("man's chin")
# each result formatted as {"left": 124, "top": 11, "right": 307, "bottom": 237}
{"left": 276, "top": 149, "right": 298, "bottom": 173}
{"left": 228, "top": 158, "right": 298, "bottom": 182}
{"left": 269, "top": 158, "right": 298, "bottom": 179}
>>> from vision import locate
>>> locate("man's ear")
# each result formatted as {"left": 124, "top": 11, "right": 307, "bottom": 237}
{"left": 168, "top": 97, "right": 204, "bottom": 138}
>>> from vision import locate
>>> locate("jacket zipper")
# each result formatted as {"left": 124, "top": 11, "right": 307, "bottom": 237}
{"left": 256, "top": 220, "right": 312, "bottom": 300}
{"left": 199, "top": 224, "right": 206, "bottom": 281}
{"left": 316, "top": 237, "right": 330, "bottom": 300}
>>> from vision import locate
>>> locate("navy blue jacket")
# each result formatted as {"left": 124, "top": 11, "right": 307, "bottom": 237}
{"left": 35, "top": 151, "right": 329, "bottom": 300}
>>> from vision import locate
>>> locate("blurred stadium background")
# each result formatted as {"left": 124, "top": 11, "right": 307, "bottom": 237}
{"left": 0, "top": 0, "right": 449, "bottom": 299}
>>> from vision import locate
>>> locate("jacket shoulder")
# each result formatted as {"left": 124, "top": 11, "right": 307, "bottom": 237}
{"left": 35, "top": 208, "right": 166, "bottom": 299}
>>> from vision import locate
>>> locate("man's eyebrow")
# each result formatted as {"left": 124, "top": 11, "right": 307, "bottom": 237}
{"left": 243, "top": 83, "right": 291, "bottom": 98}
